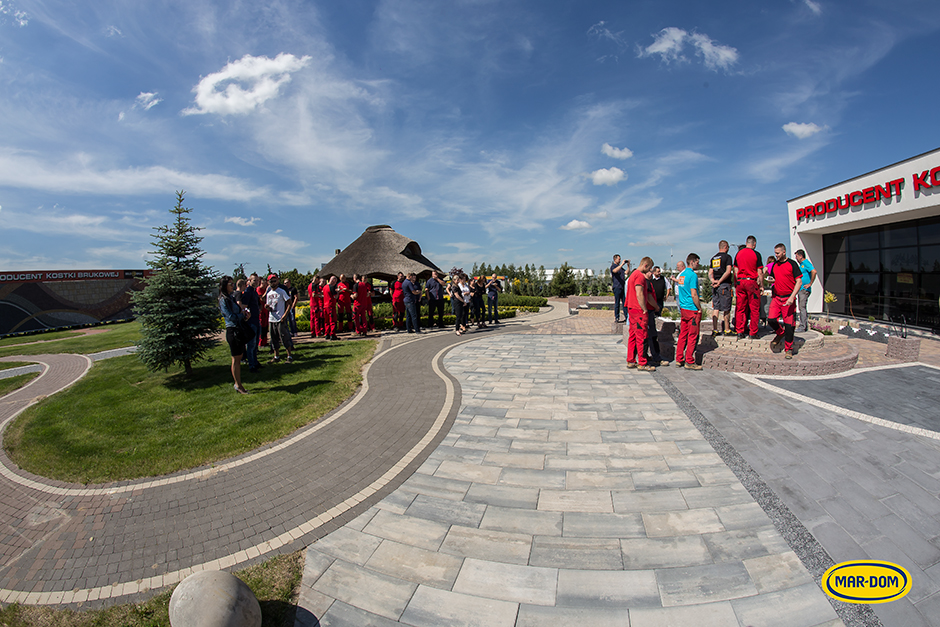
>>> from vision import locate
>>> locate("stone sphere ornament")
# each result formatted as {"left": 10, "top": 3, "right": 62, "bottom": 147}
{"left": 169, "top": 570, "right": 261, "bottom": 627}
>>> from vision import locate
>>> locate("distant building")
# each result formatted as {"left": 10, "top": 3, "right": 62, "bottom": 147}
{"left": 542, "top": 268, "right": 594, "bottom": 283}
{"left": 318, "top": 225, "right": 442, "bottom": 281}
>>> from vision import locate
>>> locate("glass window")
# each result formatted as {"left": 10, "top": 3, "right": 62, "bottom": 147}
{"left": 920, "top": 245, "right": 940, "bottom": 273}
{"left": 848, "top": 229, "right": 880, "bottom": 251}
{"left": 823, "top": 233, "right": 847, "bottom": 255}
{"left": 919, "top": 217, "right": 940, "bottom": 246}
{"left": 823, "top": 273, "right": 846, "bottom": 314}
{"left": 848, "top": 250, "right": 880, "bottom": 273}
{"left": 881, "top": 247, "right": 918, "bottom": 273}
{"left": 881, "top": 225, "right": 917, "bottom": 248}
{"left": 884, "top": 272, "right": 916, "bottom": 298}
{"left": 848, "top": 273, "right": 880, "bottom": 295}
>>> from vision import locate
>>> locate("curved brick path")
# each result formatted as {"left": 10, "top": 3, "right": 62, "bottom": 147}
{"left": 0, "top": 321, "right": 547, "bottom": 606}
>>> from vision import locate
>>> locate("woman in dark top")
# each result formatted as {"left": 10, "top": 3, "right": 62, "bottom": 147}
{"left": 219, "top": 276, "right": 249, "bottom": 395}
{"left": 470, "top": 277, "right": 487, "bottom": 329}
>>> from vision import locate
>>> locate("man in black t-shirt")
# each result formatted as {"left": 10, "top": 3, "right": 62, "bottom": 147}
{"left": 610, "top": 254, "right": 630, "bottom": 323}
{"left": 709, "top": 240, "right": 734, "bottom": 336}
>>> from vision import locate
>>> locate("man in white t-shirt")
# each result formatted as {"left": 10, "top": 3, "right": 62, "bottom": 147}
{"left": 265, "top": 274, "right": 294, "bottom": 363}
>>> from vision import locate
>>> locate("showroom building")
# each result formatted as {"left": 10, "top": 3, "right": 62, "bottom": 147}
{"left": 788, "top": 147, "right": 940, "bottom": 330}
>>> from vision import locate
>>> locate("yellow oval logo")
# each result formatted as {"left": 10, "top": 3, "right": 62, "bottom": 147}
{"left": 822, "top": 560, "right": 912, "bottom": 604}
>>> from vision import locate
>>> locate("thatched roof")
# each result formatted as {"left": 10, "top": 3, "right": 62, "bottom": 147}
{"left": 318, "top": 225, "right": 443, "bottom": 281}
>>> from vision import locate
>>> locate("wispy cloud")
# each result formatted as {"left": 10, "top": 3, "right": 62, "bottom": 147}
{"left": 802, "top": 0, "right": 822, "bottom": 16}
{"left": 0, "top": 0, "right": 28, "bottom": 27}
{"left": 225, "top": 216, "right": 261, "bottom": 227}
{"left": 591, "top": 167, "right": 626, "bottom": 186}
{"left": 182, "top": 53, "right": 312, "bottom": 116}
{"left": 601, "top": 143, "right": 633, "bottom": 160}
{"left": 782, "top": 122, "right": 828, "bottom": 139}
{"left": 638, "top": 27, "right": 739, "bottom": 72}
{"left": 561, "top": 219, "right": 591, "bottom": 231}
{"left": 135, "top": 92, "right": 162, "bottom": 111}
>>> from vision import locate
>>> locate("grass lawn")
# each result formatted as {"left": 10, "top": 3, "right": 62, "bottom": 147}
{"left": 4, "top": 339, "right": 376, "bottom": 483}
{"left": 0, "top": 322, "right": 141, "bottom": 359}
{"left": 0, "top": 361, "right": 31, "bottom": 371}
{"left": 0, "top": 372, "right": 40, "bottom": 398}
{"left": 0, "top": 329, "right": 87, "bottom": 347}
{"left": 0, "top": 550, "right": 303, "bottom": 627}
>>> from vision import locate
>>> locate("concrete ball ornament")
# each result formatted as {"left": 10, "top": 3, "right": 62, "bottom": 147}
{"left": 169, "top": 570, "right": 261, "bottom": 627}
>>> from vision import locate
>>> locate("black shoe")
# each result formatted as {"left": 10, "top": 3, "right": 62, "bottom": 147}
{"left": 737, "top": 333, "right": 745, "bottom": 339}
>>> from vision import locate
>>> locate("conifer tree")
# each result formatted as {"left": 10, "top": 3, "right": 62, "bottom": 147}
{"left": 131, "top": 191, "right": 219, "bottom": 376}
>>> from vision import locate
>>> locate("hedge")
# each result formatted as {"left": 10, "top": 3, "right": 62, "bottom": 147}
{"left": 292, "top": 308, "right": 518, "bottom": 333}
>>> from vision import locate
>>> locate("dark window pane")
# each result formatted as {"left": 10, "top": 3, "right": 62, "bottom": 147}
{"left": 919, "top": 217, "right": 940, "bottom": 246}
{"left": 920, "top": 245, "right": 940, "bottom": 273}
{"left": 823, "top": 233, "right": 847, "bottom": 255}
{"left": 882, "top": 298, "right": 918, "bottom": 324}
{"left": 848, "top": 250, "right": 879, "bottom": 272}
{"left": 848, "top": 273, "right": 880, "bottom": 295}
{"left": 881, "top": 247, "right": 918, "bottom": 273}
{"left": 848, "top": 229, "right": 880, "bottom": 251}
{"left": 823, "top": 273, "right": 845, "bottom": 314}
{"left": 881, "top": 225, "right": 917, "bottom": 248}
{"left": 884, "top": 272, "right": 916, "bottom": 298}
{"left": 920, "top": 274, "right": 940, "bottom": 300}
{"left": 824, "top": 252, "right": 846, "bottom": 275}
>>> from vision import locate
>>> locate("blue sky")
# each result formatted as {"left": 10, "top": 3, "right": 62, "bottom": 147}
{"left": 1, "top": 0, "right": 939, "bottom": 275}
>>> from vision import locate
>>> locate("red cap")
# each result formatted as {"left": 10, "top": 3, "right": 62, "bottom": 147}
{"left": 267, "top": 273, "right": 278, "bottom": 281}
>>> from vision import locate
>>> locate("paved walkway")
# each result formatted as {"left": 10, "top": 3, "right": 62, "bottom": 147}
{"left": 2, "top": 303, "right": 939, "bottom": 626}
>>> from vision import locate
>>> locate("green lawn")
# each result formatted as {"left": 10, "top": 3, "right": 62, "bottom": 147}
{"left": 4, "top": 339, "right": 376, "bottom": 484}
{"left": 0, "top": 329, "right": 86, "bottom": 347}
{"left": 0, "top": 361, "right": 31, "bottom": 371}
{"left": 0, "top": 321, "right": 141, "bottom": 359}
{"left": 0, "top": 550, "right": 303, "bottom": 627}
{"left": 0, "top": 372, "right": 40, "bottom": 398}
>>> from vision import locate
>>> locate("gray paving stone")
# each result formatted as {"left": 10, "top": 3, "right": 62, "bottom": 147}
{"left": 440, "top": 524, "right": 533, "bottom": 565}
{"left": 452, "top": 557, "right": 557, "bottom": 605}
{"left": 529, "top": 536, "right": 623, "bottom": 569}
{"left": 538, "top": 490, "right": 613, "bottom": 513}
{"left": 714, "top": 502, "right": 773, "bottom": 530}
{"left": 702, "top": 527, "right": 792, "bottom": 563}
{"left": 515, "top": 604, "right": 631, "bottom": 626}
{"left": 465, "top": 483, "right": 540, "bottom": 509}
{"left": 621, "top": 536, "right": 713, "bottom": 569}
{"left": 434, "top": 460, "right": 502, "bottom": 485}
{"left": 314, "top": 560, "right": 416, "bottom": 620}
{"left": 544, "top": 456, "right": 608, "bottom": 471}
{"left": 399, "top": 585, "right": 519, "bottom": 627}
{"left": 311, "top": 527, "right": 383, "bottom": 566}
{"left": 479, "top": 506, "right": 564, "bottom": 537}
{"left": 302, "top": 547, "right": 336, "bottom": 585}
{"left": 643, "top": 508, "right": 724, "bottom": 537}
{"left": 483, "top": 451, "right": 545, "bottom": 469}
{"left": 497, "top": 468, "right": 566, "bottom": 489}
{"left": 633, "top": 470, "right": 701, "bottom": 490}
{"left": 656, "top": 561, "right": 757, "bottom": 606}
{"left": 404, "top": 494, "right": 486, "bottom": 528}
{"left": 565, "top": 471, "right": 636, "bottom": 490}
{"left": 562, "top": 512, "right": 645, "bottom": 538}
{"left": 612, "top": 489, "right": 689, "bottom": 513}
{"left": 363, "top": 509, "right": 450, "bottom": 552}
{"left": 628, "top": 601, "right": 740, "bottom": 627}
{"left": 743, "top": 551, "right": 815, "bottom": 594}
{"left": 399, "top": 473, "right": 471, "bottom": 501}
{"left": 555, "top": 568, "right": 660, "bottom": 608}
{"left": 365, "top": 539, "right": 463, "bottom": 588}
{"left": 730, "top": 581, "right": 840, "bottom": 627}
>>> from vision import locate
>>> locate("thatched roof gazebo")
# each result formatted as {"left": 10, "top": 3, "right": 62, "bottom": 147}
{"left": 318, "top": 225, "right": 443, "bottom": 281}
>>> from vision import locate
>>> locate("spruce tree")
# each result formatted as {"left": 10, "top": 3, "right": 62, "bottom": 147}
{"left": 131, "top": 191, "right": 219, "bottom": 376}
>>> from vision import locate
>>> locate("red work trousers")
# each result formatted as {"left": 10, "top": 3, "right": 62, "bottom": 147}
{"left": 676, "top": 309, "right": 701, "bottom": 365}
{"left": 322, "top": 302, "right": 337, "bottom": 337}
{"left": 735, "top": 280, "right": 761, "bottom": 337}
{"left": 626, "top": 308, "right": 649, "bottom": 366}
{"left": 311, "top": 303, "right": 324, "bottom": 337}
{"left": 353, "top": 302, "right": 368, "bottom": 334}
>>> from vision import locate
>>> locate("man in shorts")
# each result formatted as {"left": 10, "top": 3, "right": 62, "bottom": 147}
{"left": 709, "top": 240, "right": 734, "bottom": 336}
{"left": 767, "top": 244, "right": 803, "bottom": 359}
{"left": 265, "top": 274, "right": 294, "bottom": 363}
{"left": 794, "top": 249, "right": 817, "bottom": 332}
{"left": 734, "top": 235, "right": 764, "bottom": 339}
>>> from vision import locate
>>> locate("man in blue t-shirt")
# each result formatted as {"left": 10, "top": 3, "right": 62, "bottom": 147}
{"left": 674, "top": 253, "right": 703, "bottom": 370}
{"left": 794, "top": 249, "right": 817, "bottom": 332}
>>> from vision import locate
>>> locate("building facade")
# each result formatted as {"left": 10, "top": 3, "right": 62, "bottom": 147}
{"left": 788, "top": 147, "right": 940, "bottom": 330}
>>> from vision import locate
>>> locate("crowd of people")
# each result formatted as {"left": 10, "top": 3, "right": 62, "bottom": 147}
{"left": 614, "top": 236, "right": 816, "bottom": 371}
{"left": 216, "top": 269, "right": 506, "bottom": 393}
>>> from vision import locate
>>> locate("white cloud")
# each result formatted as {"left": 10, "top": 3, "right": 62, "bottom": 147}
{"left": 0, "top": 148, "right": 274, "bottom": 202}
{"left": 601, "top": 143, "right": 633, "bottom": 160}
{"left": 117, "top": 111, "right": 125, "bottom": 122}
{"left": 591, "top": 167, "right": 626, "bottom": 186}
{"left": 182, "top": 53, "right": 312, "bottom": 116}
{"left": 225, "top": 216, "right": 261, "bottom": 227}
{"left": 782, "top": 122, "right": 827, "bottom": 139}
{"left": 585, "top": 211, "right": 609, "bottom": 220}
{"left": 561, "top": 219, "right": 591, "bottom": 230}
{"left": 0, "top": 0, "right": 28, "bottom": 27}
{"left": 105, "top": 25, "right": 122, "bottom": 37}
{"left": 587, "top": 21, "right": 626, "bottom": 47}
{"left": 803, "top": 0, "right": 822, "bottom": 16}
{"left": 135, "top": 92, "right": 162, "bottom": 111}
{"left": 638, "top": 28, "right": 738, "bottom": 72}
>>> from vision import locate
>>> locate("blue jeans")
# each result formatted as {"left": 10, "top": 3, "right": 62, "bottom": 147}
{"left": 405, "top": 301, "right": 420, "bottom": 332}
{"left": 487, "top": 294, "right": 499, "bottom": 323}
{"left": 612, "top": 288, "right": 625, "bottom": 321}
{"left": 246, "top": 321, "right": 261, "bottom": 368}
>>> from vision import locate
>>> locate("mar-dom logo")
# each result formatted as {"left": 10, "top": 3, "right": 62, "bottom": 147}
{"left": 822, "top": 560, "right": 912, "bottom": 604}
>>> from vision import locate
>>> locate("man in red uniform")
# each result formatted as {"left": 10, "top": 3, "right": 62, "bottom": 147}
{"left": 322, "top": 275, "right": 339, "bottom": 341}
{"left": 353, "top": 274, "right": 373, "bottom": 336}
{"left": 308, "top": 277, "right": 323, "bottom": 338}
{"left": 767, "top": 243, "right": 803, "bottom": 359}
{"left": 734, "top": 235, "right": 764, "bottom": 339}
{"left": 255, "top": 275, "right": 270, "bottom": 348}
{"left": 336, "top": 274, "right": 353, "bottom": 332}
{"left": 392, "top": 271, "right": 405, "bottom": 331}
{"left": 626, "top": 257, "right": 657, "bottom": 371}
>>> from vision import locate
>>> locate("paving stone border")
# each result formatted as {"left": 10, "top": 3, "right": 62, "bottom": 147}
{"left": 652, "top": 371, "right": 881, "bottom": 627}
